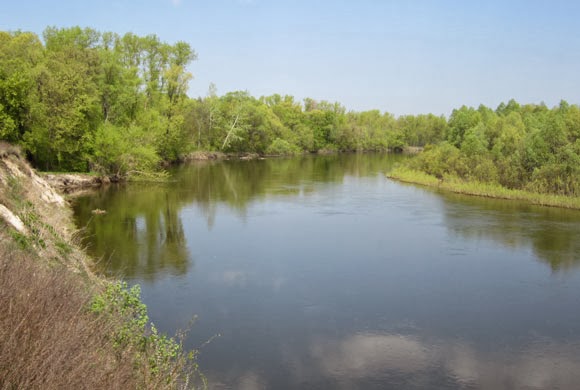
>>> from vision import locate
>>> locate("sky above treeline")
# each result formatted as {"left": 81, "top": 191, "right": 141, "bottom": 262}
{"left": 2, "top": 0, "right": 580, "bottom": 116}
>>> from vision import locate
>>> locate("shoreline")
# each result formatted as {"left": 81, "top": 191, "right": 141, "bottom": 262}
{"left": 42, "top": 172, "right": 121, "bottom": 191}
{"left": 387, "top": 167, "right": 580, "bottom": 210}
{"left": 44, "top": 149, "right": 412, "bottom": 190}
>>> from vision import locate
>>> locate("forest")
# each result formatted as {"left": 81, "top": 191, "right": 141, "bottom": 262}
{"left": 1, "top": 27, "right": 579, "bottom": 197}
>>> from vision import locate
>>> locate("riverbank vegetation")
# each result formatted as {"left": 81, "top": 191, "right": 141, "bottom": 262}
{"left": 390, "top": 100, "right": 580, "bottom": 204}
{"left": 0, "top": 246, "right": 202, "bottom": 389}
{"left": 0, "top": 146, "right": 203, "bottom": 389}
{"left": 389, "top": 167, "right": 580, "bottom": 209}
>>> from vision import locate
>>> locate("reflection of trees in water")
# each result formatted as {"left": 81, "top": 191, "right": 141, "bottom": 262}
{"left": 439, "top": 192, "right": 580, "bottom": 271}
{"left": 174, "top": 153, "right": 404, "bottom": 224}
{"left": 531, "top": 227, "right": 580, "bottom": 271}
{"left": 73, "top": 153, "right": 404, "bottom": 279}
{"left": 74, "top": 186, "right": 191, "bottom": 281}
{"left": 74, "top": 153, "right": 578, "bottom": 276}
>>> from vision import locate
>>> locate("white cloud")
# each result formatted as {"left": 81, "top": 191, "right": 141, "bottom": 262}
{"left": 311, "top": 333, "right": 430, "bottom": 378}
{"left": 310, "top": 333, "right": 580, "bottom": 389}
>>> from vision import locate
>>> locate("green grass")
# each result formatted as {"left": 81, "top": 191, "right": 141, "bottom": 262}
{"left": 388, "top": 166, "right": 580, "bottom": 210}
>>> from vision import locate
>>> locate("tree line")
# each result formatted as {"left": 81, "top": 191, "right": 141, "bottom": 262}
{"left": 0, "top": 27, "right": 445, "bottom": 174}
{"left": 408, "top": 100, "right": 580, "bottom": 196}
{"left": 1, "top": 27, "right": 578, "bottom": 197}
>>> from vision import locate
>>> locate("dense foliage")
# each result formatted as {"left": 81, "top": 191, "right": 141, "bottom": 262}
{"left": 0, "top": 27, "right": 195, "bottom": 173}
{"left": 409, "top": 100, "right": 580, "bottom": 196}
{"left": 0, "top": 27, "right": 446, "bottom": 174}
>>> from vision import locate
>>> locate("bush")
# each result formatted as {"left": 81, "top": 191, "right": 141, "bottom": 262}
{"left": 91, "top": 123, "right": 161, "bottom": 176}
{"left": 411, "top": 142, "right": 467, "bottom": 179}
{"left": 265, "top": 138, "right": 300, "bottom": 156}
{"left": 91, "top": 281, "right": 203, "bottom": 387}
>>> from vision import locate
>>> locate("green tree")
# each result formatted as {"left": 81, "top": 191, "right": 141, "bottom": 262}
{"left": 446, "top": 106, "right": 482, "bottom": 148}
{"left": 23, "top": 27, "right": 102, "bottom": 171}
{"left": 0, "top": 31, "right": 43, "bottom": 143}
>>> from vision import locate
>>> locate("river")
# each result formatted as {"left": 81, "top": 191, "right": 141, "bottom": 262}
{"left": 72, "top": 153, "right": 580, "bottom": 389}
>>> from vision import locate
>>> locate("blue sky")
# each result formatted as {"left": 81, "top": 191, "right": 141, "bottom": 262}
{"left": 2, "top": 0, "right": 580, "bottom": 116}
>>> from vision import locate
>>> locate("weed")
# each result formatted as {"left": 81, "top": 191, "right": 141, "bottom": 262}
{"left": 0, "top": 241, "right": 204, "bottom": 389}
{"left": 8, "top": 230, "right": 29, "bottom": 250}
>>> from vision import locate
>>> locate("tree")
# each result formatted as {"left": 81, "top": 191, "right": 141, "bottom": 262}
{"left": 0, "top": 31, "right": 43, "bottom": 143}
{"left": 22, "top": 27, "right": 102, "bottom": 171}
{"left": 446, "top": 106, "right": 482, "bottom": 148}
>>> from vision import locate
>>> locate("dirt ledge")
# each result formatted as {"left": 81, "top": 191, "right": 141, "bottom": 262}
{"left": 42, "top": 173, "right": 120, "bottom": 190}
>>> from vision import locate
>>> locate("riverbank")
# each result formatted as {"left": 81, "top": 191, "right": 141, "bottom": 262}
{"left": 184, "top": 147, "right": 418, "bottom": 162}
{"left": 42, "top": 172, "right": 120, "bottom": 190}
{"left": 40, "top": 149, "right": 418, "bottom": 193}
{"left": 0, "top": 146, "right": 202, "bottom": 389}
{"left": 41, "top": 151, "right": 263, "bottom": 190}
{"left": 388, "top": 167, "right": 580, "bottom": 210}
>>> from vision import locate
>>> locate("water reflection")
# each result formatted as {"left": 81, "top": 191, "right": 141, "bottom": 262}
{"left": 440, "top": 338, "right": 580, "bottom": 389}
{"left": 202, "top": 331, "right": 580, "bottom": 389}
{"left": 73, "top": 154, "right": 403, "bottom": 279}
{"left": 74, "top": 154, "right": 580, "bottom": 279}
{"left": 438, "top": 192, "right": 580, "bottom": 271}
{"left": 311, "top": 333, "right": 430, "bottom": 377}
{"left": 311, "top": 333, "right": 580, "bottom": 389}
{"left": 74, "top": 185, "right": 192, "bottom": 280}
{"left": 171, "top": 153, "right": 401, "bottom": 220}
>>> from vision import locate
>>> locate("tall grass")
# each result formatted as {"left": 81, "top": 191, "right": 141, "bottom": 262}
{"left": 388, "top": 167, "right": 580, "bottom": 210}
{"left": 0, "top": 236, "right": 202, "bottom": 389}
{"left": 1, "top": 241, "right": 127, "bottom": 389}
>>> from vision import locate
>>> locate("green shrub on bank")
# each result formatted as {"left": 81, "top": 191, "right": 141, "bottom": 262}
{"left": 265, "top": 138, "right": 300, "bottom": 156}
{"left": 90, "top": 281, "right": 204, "bottom": 387}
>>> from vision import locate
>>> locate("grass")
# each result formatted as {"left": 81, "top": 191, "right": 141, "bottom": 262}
{"left": 0, "top": 142, "right": 23, "bottom": 160}
{"left": 388, "top": 166, "right": 580, "bottom": 210}
{"left": 0, "top": 236, "right": 204, "bottom": 390}
{"left": 0, "top": 240, "right": 132, "bottom": 389}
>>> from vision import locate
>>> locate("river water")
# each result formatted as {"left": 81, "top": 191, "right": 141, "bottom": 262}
{"left": 73, "top": 153, "right": 580, "bottom": 389}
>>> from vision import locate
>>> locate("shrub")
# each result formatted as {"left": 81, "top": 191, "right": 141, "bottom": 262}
{"left": 265, "top": 138, "right": 300, "bottom": 156}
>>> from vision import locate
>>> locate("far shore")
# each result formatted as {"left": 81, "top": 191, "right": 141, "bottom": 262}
{"left": 387, "top": 167, "right": 580, "bottom": 210}
{"left": 43, "top": 148, "right": 422, "bottom": 190}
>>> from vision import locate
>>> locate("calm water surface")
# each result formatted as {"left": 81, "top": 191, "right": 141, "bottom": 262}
{"left": 73, "top": 154, "right": 580, "bottom": 389}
